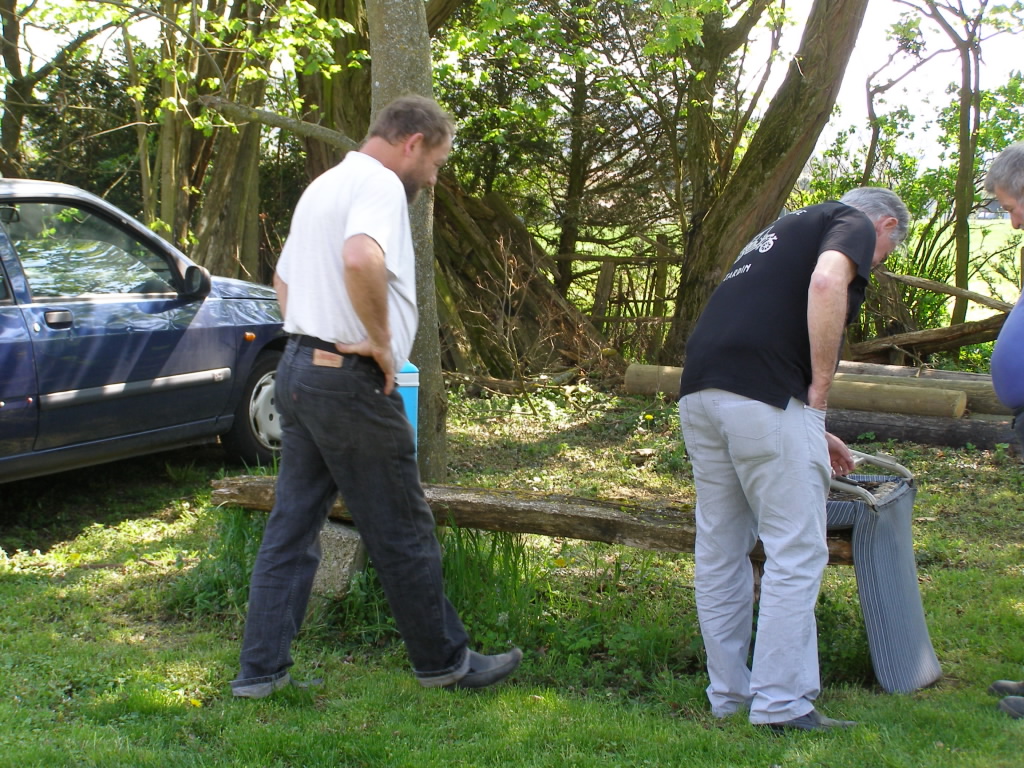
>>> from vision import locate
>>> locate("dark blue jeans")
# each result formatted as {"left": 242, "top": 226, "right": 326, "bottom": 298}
{"left": 233, "top": 339, "right": 469, "bottom": 688}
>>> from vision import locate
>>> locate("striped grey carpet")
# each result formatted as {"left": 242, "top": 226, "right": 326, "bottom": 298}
{"left": 827, "top": 476, "right": 942, "bottom": 693}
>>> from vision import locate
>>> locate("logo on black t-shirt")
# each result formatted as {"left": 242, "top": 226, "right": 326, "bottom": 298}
{"left": 734, "top": 225, "right": 779, "bottom": 263}
{"left": 722, "top": 262, "right": 751, "bottom": 282}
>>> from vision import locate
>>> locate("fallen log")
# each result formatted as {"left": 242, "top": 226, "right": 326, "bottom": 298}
{"left": 443, "top": 368, "right": 582, "bottom": 395}
{"left": 623, "top": 364, "right": 683, "bottom": 396}
{"left": 826, "top": 409, "right": 1015, "bottom": 450}
{"left": 847, "top": 312, "right": 1006, "bottom": 360}
{"left": 836, "top": 360, "right": 995, "bottom": 383}
{"left": 829, "top": 380, "right": 967, "bottom": 418}
{"left": 876, "top": 270, "right": 1015, "bottom": 313}
{"left": 210, "top": 476, "right": 856, "bottom": 565}
{"left": 832, "top": 373, "right": 1007, "bottom": 416}
{"left": 624, "top": 362, "right": 1008, "bottom": 416}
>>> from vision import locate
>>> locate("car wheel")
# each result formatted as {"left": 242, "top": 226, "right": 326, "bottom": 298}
{"left": 222, "top": 350, "right": 282, "bottom": 466}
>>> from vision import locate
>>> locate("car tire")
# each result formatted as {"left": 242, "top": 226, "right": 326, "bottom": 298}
{"left": 222, "top": 350, "right": 282, "bottom": 467}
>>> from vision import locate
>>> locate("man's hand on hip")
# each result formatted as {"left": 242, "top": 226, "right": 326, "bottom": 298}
{"left": 334, "top": 339, "right": 396, "bottom": 395}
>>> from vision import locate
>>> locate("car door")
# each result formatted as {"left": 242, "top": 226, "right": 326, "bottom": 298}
{"left": 0, "top": 250, "right": 37, "bottom": 455}
{"left": 3, "top": 200, "right": 237, "bottom": 450}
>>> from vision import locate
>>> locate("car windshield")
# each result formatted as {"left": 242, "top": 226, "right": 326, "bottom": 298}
{"left": 2, "top": 202, "right": 175, "bottom": 299}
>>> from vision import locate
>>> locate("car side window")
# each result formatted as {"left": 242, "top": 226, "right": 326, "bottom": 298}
{"left": 4, "top": 202, "right": 176, "bottom": 299}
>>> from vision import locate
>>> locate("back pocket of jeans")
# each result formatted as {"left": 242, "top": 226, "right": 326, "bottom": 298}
{"left": 717, "top": 399, "right": 780, "bottom": 463}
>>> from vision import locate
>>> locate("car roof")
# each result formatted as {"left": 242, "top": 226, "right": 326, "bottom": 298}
{"left": 0, "top": 178, "right": 109, "bottom": 207}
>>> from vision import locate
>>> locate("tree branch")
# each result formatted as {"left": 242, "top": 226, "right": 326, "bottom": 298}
{"left": 878, "top": 270, "right": 1015, "bottom": 313}
{"left": 198, "top": 95, "right": 359, "bottom": 152}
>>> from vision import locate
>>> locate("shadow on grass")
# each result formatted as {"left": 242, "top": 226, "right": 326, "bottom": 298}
{"left": 0, "top": 443, "right": 229, "bottom": 555}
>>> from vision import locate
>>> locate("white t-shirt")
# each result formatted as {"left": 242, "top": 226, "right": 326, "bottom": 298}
{"left": 276, "top": 151, "right": 418, "bottom": 366}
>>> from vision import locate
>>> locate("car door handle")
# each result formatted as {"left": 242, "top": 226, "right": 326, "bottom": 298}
{"left": 44, "top": 310, "right": 73, "bottom": 329}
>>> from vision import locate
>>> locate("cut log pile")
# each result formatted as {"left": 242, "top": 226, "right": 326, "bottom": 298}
{"left": 624, "top": 361, "right": 1016, "bottom": 449}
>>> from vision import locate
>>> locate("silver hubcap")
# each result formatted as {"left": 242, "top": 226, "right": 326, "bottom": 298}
{"left": 249, "top": 371, "right": 282, "bottom": 450}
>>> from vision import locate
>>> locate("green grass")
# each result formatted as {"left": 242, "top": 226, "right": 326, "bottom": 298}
{"left": 1, "top": 391, "right": 1022, "bottom": 766}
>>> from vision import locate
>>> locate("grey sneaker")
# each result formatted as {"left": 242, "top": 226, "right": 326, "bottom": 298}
{"left": 989, "top": 680, "right": 1024, "bottom": 697}
{"left": 445, "top": 648, "right": 523, "bottom": 690}
{"left": 231, "top": 673, "right": 323, "bottom": 699}
{"left": 767, "top": 708, "right": 857, "bottom": 733}
{"left": 998, "top": 696, "right": 1024, "bottom": 719}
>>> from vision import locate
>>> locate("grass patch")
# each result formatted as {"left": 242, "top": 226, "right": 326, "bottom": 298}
{"left": 1, "top": 391, "right": 1022, "bottom": 766}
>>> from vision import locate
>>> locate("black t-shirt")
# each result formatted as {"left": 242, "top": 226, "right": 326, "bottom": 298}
{"left": 678, "top": 201, "right": 876, "bottom": 409}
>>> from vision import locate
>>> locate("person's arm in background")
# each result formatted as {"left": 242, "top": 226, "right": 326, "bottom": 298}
{"left": 335, "top": 233, "right": 396, "bottom": 395}
{"left": 806, "top": 249, "right": 857, "bottom": 410}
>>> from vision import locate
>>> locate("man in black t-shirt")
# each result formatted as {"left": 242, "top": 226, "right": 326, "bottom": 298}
{"left": 678, "top": 187, "right": 909, "bottom": 732}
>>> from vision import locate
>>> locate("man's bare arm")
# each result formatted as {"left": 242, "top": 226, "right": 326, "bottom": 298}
{"left": 273, "top": 271, "right": 288, "bottom": 318}
{"left": 806, "top": 250, "right": 857, "bottom": 410}
{"left": 335, "top": 234, "right": 396, "bottom": 394}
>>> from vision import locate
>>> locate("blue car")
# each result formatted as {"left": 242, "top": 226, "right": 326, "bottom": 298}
{"left": 0, "top": 179, "right": 287, "bottom": 482}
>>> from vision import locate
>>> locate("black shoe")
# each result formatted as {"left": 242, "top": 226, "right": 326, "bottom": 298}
{"left": 998, "top": 696, "right": 1024, "bottom": 719}
{"left": 767, "top": 708, "right": 857, "bottom": 733}
{"left": 446, "top": 648, "right": 523, "bottom": 690}
{"left": 989, "top": 680, "right": 1024, "bottom": 697}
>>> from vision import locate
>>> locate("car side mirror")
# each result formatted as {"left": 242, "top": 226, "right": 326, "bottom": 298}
{"left": 181, "top": 264, "right": 212, "bottom": 298}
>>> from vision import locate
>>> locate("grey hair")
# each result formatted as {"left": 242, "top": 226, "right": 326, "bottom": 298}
{"left": 839, "top": 186, "right": 910, "bottom": 246}
{"left": 984, "top": 143, "right": 1024, "bottom": 201}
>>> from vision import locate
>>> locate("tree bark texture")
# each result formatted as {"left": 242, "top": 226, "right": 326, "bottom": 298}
{"left": 191, "top": 81, "right": 266, "bottom": 279}
{"left": 365, "top": 0, "right": 447, "bottom": 480}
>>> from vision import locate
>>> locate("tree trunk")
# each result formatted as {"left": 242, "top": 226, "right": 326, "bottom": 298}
{"left": 156, "top": 0, "right": 196, "bottom": 250}
{"left": 298, "top": 0, "right": 371, "bottom": 179}
{"left": 190, "top": 83, "right": 266, "bottom": 279}
{"left": 829, "top": 380, "right": 967, "bottom": 418}
{"left": 833, "top": 372, "right": 1008, "bottom": 415}
{"left": 590, "top": 261, "right": 616, "bottom": 335}
{"left": 425, "top": 0, "right": 469, "bottom": 33}
{"left": 662, "top": 0, "right": 871, "bottom": 363}
{"left": 553, "top": 65, "right": 590, "bottom": 296}
{"left": 365, "top": 0, "right": 447, "bottom": 481}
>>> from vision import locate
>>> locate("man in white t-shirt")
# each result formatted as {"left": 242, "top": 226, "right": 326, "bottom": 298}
{"left": 231, "top": 96, "right": 522, "bottom": 698}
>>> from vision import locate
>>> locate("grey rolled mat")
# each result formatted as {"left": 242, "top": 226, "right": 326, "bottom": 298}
{"left": 827, "top": 475, "right": 942, "bottom": 693}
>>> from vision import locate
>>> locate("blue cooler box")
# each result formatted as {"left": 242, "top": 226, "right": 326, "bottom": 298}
{"left": 396, "top": 362, "right": 419, "bottom": 441}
